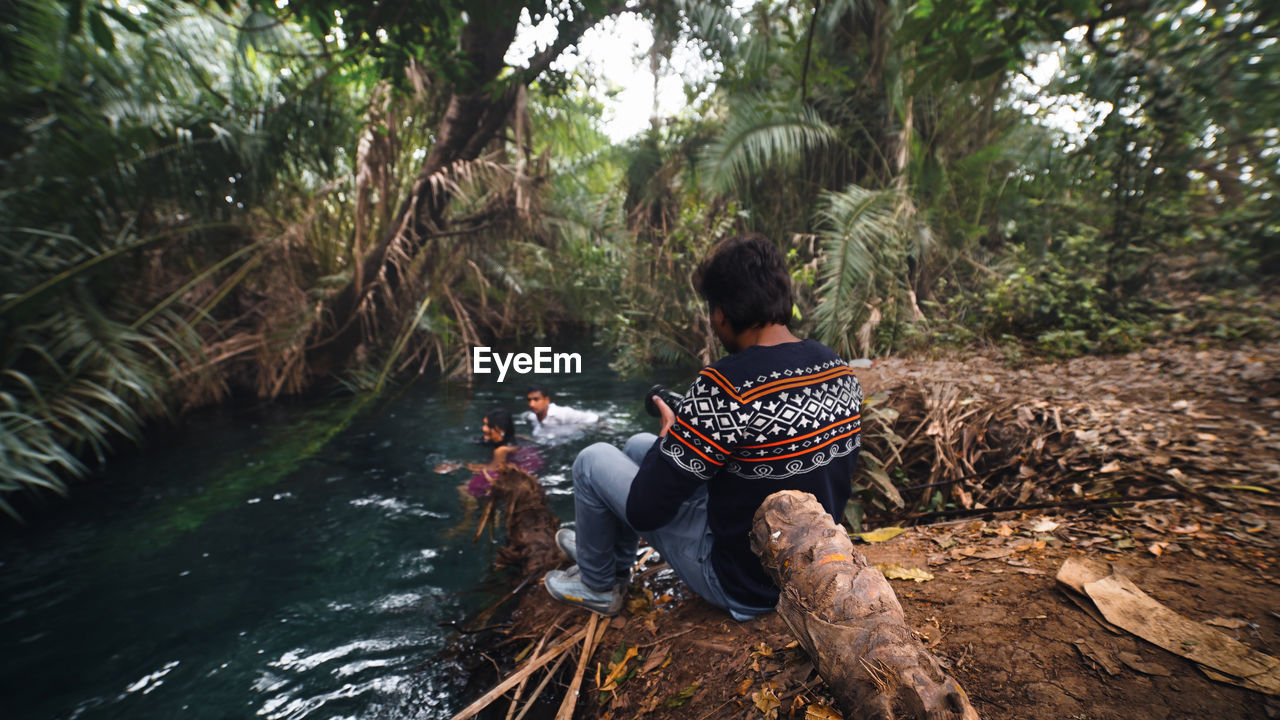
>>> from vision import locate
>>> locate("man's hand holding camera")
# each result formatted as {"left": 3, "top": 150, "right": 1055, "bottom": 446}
{"left": 645, "top": 385, "right": 682, "bottom": 437}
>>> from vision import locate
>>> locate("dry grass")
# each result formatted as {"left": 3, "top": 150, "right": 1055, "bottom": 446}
{"left": 858, "top": 342, "right": 1280, "bottom": 521}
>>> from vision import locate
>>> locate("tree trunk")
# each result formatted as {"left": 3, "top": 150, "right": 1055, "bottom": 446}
{"left": 751, "top": 490, "right": 980, "bottom": 720}
{"left": 306, "top": 85, "right": 521, "bottom": 376}
{"left": 303, "top": 4, "right": 625, "bottom": 382}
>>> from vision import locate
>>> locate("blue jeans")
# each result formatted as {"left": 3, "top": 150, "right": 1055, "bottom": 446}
{"left": 571, "top": 433, "right": 773, "bottom": 621}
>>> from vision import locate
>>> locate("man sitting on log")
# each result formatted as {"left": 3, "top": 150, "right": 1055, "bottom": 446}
{"left": 544, "top": 234, "right": 864, "bottom": 619}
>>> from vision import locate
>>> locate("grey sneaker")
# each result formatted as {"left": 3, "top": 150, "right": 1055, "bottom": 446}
{"left": 555, "top": 527, "right": 577, "bottom": 562}
{"left": 555, "top": 529, "right": 635, "bottom": 584}
{"left": 543, "top": 565, "right": 625, "bottom": 616}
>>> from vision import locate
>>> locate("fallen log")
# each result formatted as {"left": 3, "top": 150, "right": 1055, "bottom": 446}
{"left": 751, "top": 490, "right": 980, "bottom": 720}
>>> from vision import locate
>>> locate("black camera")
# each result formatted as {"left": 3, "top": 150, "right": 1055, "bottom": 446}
{"left": 644, "top": 384, "right": 684, "bottom": 417}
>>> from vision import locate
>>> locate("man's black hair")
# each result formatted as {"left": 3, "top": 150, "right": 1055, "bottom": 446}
{"left": 525, "top": 384, "right": 549, "bottom": 398}
{"left": 695, "top": 234, "right": 793, "bottom": 334}
{"left": 484, "top": 406, "right": 517, "bottom": 446}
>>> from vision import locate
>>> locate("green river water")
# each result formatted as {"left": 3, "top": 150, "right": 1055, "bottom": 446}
{"left": 0, "top": 353, "right": 692, "bottom": 720}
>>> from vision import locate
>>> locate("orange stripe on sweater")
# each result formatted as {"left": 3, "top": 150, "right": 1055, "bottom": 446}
{"left": 698, "top": 368, "right": 746, "bottom": 403}
{"left": 669, "top": 431, "right": 722, "bottom": 466}
{"left": 676, "top": 417, "right": 730, "bottom": 455}
{"left": 740, "top": 366, "right": 853, "bottom": 402}
{"left": 739, "top": 415, "right": 861, "bottom": 449}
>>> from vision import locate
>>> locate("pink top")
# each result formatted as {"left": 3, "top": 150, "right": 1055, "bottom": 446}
{"left": 465, "top": 446, "right": 544, "bottom": 497}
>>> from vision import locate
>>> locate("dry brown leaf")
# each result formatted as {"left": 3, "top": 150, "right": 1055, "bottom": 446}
{"left": 639, "top": 645, "right": 669, "bottom": 675}
{"left": 752, "top": 685, "right": 780, "bottom": 720}
{"left": 806, "top": 704, "right": 844, "bottom": 719}
{"left": 1117, "top": 651, "right": 1173, "bottom": 677}
{"left": 964, "top": 547, "right": 1015, "bottom": 560}
{"left": 1030, "top": 519, "right": 1060, "bottom": 533}
{"left": 638, "top": 692, "right": 661, "bottom": 714}
{"left": 854, "top": 526, "right": 907, "bottom": 543}
{"left": 1082, "top": 573, "right": 1280, "bottom": 693}
{"left": 876, "top": 563, "right": 935, "bottom": 582}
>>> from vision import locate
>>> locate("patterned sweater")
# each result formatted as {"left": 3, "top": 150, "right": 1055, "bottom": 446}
{"left": 626, "top": 339, "right": 863, "bottom": 608}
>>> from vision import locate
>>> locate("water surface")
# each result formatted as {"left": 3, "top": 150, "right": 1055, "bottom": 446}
{"left": 1, "top": 357, "right": 692, "bottom": 720}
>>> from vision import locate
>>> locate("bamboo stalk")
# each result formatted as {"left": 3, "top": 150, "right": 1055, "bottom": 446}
{"left": 512, "top": 649, "right": 570, "bottom": 720}
{"left": 505, "top": 634, "right": 548, "bottom": 720}
{"left": 448, "top": 625, "right": 587, "bottom": 720}
{"left": 554, "top": 614, "right": 605, "bottom": 720}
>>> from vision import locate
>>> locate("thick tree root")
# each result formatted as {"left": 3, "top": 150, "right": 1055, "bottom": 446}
{"left": 488, "top": 467, "right": 562, "bottom": 578}
{"left": 751, "top": 490, "right": 980, "bottom": 720}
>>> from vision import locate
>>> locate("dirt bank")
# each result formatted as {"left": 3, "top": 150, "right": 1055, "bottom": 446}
{"left": 453, "top": 343, "right": 1280, "bottom": 719}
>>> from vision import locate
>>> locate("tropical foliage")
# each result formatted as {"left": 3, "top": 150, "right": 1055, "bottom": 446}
{"left": 1, "top": 0, "right": 1275, "bottom": 513}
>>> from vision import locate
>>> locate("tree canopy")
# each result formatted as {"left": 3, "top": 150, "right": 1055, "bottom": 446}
{"left": 1, "top": 0, "right": 1276, "bottom": 513}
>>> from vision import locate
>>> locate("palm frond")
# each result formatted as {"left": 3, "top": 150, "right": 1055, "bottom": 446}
{"left": 698, "top": 98, "right": 837, "bottom": 195}
{"left": 812, "top": 184, "right": 908, "bottom": 357}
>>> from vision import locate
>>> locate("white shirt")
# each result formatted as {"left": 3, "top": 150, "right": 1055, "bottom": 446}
{"left": 524, "top": 403, "right": 599, "bottom": 438}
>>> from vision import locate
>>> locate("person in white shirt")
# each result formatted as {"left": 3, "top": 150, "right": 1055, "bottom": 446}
{"left": 523, "top": 384, "right": 599, "bottom": 438}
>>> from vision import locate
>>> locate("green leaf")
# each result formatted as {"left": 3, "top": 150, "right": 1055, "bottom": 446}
{"left": 665, "top": 683, "right": 699, "bottom": 708}
{"left": 863, "top": 464, "right": 906, "bottom": 508}
{"left": 66, "top": 0, "right": 85, "bottom": 35}
{"left": 87, "top": 8, "right": 114, "bottom": 50}
{"left": 971, "top": 55, "right": 1010, "bottom": 79}
{"left": 101, "top": 6, "right": 144, "bottom": 35}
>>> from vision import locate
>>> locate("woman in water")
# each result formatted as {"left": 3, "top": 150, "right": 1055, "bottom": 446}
{"left": 466, "top": 407, "right": 542, "bottom": 497}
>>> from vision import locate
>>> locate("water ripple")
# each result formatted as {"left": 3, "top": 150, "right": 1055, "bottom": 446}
{"left": 257, "top": 675, "right": 411, "bottom": 720}
{"left": 348, "top": 495, "right": 449, "bottom": 519}
{"left": 124, "top": 660, "right": 180, "bottom": 696}
{"left": 268, "top": 637, "right": 414, "bottom": 674}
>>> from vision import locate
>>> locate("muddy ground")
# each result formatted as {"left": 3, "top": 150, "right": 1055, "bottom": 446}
{"left": 473, "top": 507, "right": 1277, "bottom": 720}
{"left": 452, "top": 342, "right": 1280, "bottom": 720}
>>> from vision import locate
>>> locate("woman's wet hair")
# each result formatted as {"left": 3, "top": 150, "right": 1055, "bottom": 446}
{"left": 694, "top": 234, "right": 793, "bottom": 334}
{"left": 484, "top": 406, "right": 516, "bottom": 446}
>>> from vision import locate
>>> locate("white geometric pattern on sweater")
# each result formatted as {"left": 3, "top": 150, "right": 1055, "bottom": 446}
{"left": 662, "top": 360, "right": 863, "bottom": 481}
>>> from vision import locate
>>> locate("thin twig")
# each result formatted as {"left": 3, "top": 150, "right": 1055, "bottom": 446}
{"left": 637, "top": 561, "right": 671, "bottom": 582}
{"left": 906, "top": 494, "right": 1180, "bottom": 522}
{"left": 632, "top": 546, "right": 656, "bottom": 573}
{"left": 454, "top": 574, "right": 535, "bottom": 633}
{"left": 448, "top": 626, "right": 588, "bottom": 720}
{"left": 694, "top": 696, "right": 738, "bottom": 720}
{"left": 474, "top": 498, "right": 494, "bottom": 544}
{"left": 635, "top": 627, "right": 700, "bottom": 649}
